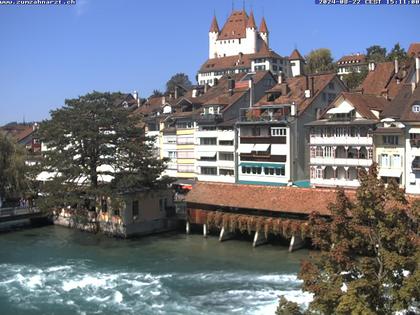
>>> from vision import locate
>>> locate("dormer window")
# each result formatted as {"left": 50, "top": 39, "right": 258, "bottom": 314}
{"left": 412, "top": 104, "right": 420, "bottom": 113}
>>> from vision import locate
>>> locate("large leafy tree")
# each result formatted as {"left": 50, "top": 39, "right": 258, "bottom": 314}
{"left": 342, "top": 68, "right": 368, "bottom": 90}
{"left": 165, "top": 73, "right": 192, "bottom": 94}
{"left": 0, "top": 132, "right": 27, "bottom": 206}
{"left": 304, "top": 48, "right": 335, "bottom": 74}
{"left": 387, "top": 43, "right": 409, "bottom": 62}
{"left": 366, "top": 45, "right": 387, "bottom": 63}
{"left": 279, "top": 164, "right": 419, "bottom": 314}
{"left": 37, "top": 91, "right": 170, "bottom": 212}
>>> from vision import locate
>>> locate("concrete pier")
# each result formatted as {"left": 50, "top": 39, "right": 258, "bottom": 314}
{"left": 219, "top": 227, "right": 233, "bottom": 242}
{"left": 252, "top": 231, "right": 267, "bottom": 247}
{"left": 203, "top": 223, "right": 207, "bottom": 238}
{"left": 288, "top": 234, "right": 304, "bottom": 252}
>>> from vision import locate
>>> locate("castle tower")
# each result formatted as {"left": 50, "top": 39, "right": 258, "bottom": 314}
{"left": 259, "top": 17, "right": 269, "bottom": 47}
{"left": 209, "top": 15, "right": 219, "bottom": 59}
{"left": 245, "top": 10, "right": 257, "bottom": 54}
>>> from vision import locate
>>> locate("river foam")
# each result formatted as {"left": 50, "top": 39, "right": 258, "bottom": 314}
{"left": 0, "top": 262, "right": 312, "bottom": 315}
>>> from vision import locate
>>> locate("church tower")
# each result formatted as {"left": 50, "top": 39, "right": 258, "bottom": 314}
{"left": 209, "top": 15, "right": 219, "bottom": 59}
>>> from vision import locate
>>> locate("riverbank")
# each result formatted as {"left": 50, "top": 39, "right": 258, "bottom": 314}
{"left": 0, "top": 226, "right": 312, "bottom": 315}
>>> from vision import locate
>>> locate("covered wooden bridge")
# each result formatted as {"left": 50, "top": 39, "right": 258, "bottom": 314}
{"left": 185, "top": 182, "right": 356, "bottom": 251}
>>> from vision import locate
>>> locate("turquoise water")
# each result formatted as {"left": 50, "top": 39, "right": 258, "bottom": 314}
{"left": 0, "top": 226, "right": 311, "bottom": 315}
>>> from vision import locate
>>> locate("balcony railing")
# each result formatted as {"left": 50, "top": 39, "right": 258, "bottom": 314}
{"left": 310, "top": 157, "right": 372, "bottom": 167}
{"left": 196, "top": 114, "right": 223, "bottom": 124}
{"left": 240, "top": 136, "right": 286, "bottom": 144}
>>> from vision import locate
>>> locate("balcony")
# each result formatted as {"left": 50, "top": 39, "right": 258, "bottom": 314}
{"left": 310, "top": 136, "right": 373, "bottom": 146}
{"left": 410, "top": 139, "right": 420, "bottom": 147}
{"left": 310, "top": 157, "right": 373, "bottom": 167}
{"left": 196, "top": 114, "right": 222, "bottom": 125}
{"left": 311, "top": 178, "right": 360, "bottom": 188}
{"left": 240, "top": 136, "right": 286, "bottom": 144}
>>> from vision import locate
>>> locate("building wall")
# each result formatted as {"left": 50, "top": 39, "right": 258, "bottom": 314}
{"left": 405, "top": 125, "right": 420, "bottom": 194}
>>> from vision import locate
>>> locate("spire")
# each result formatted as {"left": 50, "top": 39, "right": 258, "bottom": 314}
{"left": 246, "top": 10, "right": 256, "bottom": 29}
{"left": 259, "top": 17, "right": 268, "bottom": 33}
{"left": 209, "top": 15, "right": 219, "bottom": 33}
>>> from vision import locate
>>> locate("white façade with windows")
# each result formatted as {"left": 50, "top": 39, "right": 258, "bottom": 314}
{"left": 406, "top": 123, "right": 420, "bottom": 194}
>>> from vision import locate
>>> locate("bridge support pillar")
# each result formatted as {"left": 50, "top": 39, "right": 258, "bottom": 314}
{"left": 219, "top": 227, "right": 233, "bottom": 242}
{"left": 253, "top": 231, "right": 267, "bottom": 247}
{"left": 186, "top": 221, "right": 190, "bottom": 234}
{"left": 203, "top": 223, "right": 207, "bottom": 238}
{"left": 289, "top": 235, "right": 304, "bottom": 252}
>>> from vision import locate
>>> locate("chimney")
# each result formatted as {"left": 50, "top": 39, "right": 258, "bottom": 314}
{"left": 304, "top": 76, "right": 311, "bottom": 98}
{"left": 228, "top": 77, "right": 235, "bottom": 96}
{"left": 161, "top": 96, "right": 166, "bottom": 105}
{"left": 248, "top": 78, "right": 254, "bottom": 108}
{"left": 394, "top": 58, "right": 399, "bottom": 75}
{"left": 290, "top": 102, "right": 296, "bottom": 117}
{"left": 416, "top": 55, "right": 420, "bottom": 84}
{"left": 174, "top": 86, "right": 179, "bottom": 99}
{"left": 133, "top": 91, "right": 140, "bottom": 107}
{"left": 369, "top": 61, "right": 376, "bottom": 72}
{"left": 278, "top": 71, "right": 284, "bottom": 84}
{"left": 192, "top": 88, "right": 197, "bottom": 98}
{"left": 412, "top": 82, "right": 416, "bottom": 93}
{"left": 311, "top": 77, "right": 315, "bottom": 96}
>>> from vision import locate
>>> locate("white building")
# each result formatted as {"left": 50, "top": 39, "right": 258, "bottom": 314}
{"left": 198, "top": 10, "right": 290, "bottom": 86}
{"left": 307, "top": 92, "right": 390, "bottom": 188}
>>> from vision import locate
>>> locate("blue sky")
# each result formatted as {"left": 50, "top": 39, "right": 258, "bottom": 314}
{"left": 0, "top": 0, "right": 419, "bottom": 125}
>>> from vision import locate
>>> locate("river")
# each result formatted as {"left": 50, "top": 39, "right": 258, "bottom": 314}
{"left": 0, "top": 226, "right": 312, "bottom": 315}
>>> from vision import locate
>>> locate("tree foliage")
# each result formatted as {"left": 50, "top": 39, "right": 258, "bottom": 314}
{"left": 387, "top": 43, "right": 409, "bottom": 62}
{"left": 151, "top": 89, "right": 164, "bottom": 97}
{"left": 0, "top": 132, "right": 28, "bottom": 203}
{"left": 165, "top": 73, "right": 192, "bottom": 94}
{"left": 366, "top": 45, "right": 387, "bottom": 63}
{"left": 342, "top": 68, "right": 368, "bottom": 90}
{"left": 37, "top": 91, "right": 170, "bottom": 212}
{"left": 304, "top": 48, "right": 335, "bottom": 74}
{"left": 280, "top": 164, "right": 419, "bottom": 314}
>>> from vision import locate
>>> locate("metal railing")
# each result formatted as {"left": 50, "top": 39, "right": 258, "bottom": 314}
{"left": 0, "top": 207, "right": 40, "bottom": 217}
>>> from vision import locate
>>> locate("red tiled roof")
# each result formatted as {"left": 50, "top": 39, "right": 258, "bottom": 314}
{"left": 256, "top": 73, "right": 343, "bottom": 115}
{"left": 289, "top": 49, "right": 304, "bottom": 61}
{"left": 259, "top": 17, "right": 268, "bottom": 33}
{"left": 209, "top": 15, "right": 219, "bottom": 33}
{"left": 383, "top": 83, "right": 420, "bottom": 122}
{"left": 360, "top": 61, "right": 408, "bottom": 100}
{"left": 0, "top": 124, "right": 35, "bottom": 143}
{"left": 407, "top": 43, "right": 420, "bottom": 57}
{"left": 218, "top": 10, "right": 248, "bottom": 40}
{"left": 246, "top": 10, "right": 256, "bottom": 29}
{"left": 186, "top": 182, "right": 357, "bottom": 216}
{"left": 337, "top": 54, "right": 367, "bottom": 65}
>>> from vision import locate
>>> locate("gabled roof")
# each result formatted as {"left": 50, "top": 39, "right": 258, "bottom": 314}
{"left": 259, "top": 17, "right": 268, "bottom": 33}
{"left": 186, "top": 182, "right": 357, "bottom": 216}
{"left": 289, "top": 49, "right": 304, "bottom": 61}
{"left": 382, "top": 84, "right": 420, "bottom": 122}
{"left": 407, "top": 42, "right": 420, "bottom": 57}
{"left": 246, "top": 10, "right": 256, "bottom": 29}
{"left": 337, "top": 54, "right": 367, "bottom": 65}
{"left": 209, "top": 15, "right": 219, "bottom": 33}
{"left": 324, "top": 92, "right": 389, "bottom": 121}
{"left": 360, "top": 61, "right": 409, "bottom": 100}
{"left": 256, "top": 73, "right": 344, "bottom": 115}
{"left": 218, "top": 10, "right": 248, "bottom": 40}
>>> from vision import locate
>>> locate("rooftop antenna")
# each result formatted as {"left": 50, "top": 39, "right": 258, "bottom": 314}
{"left": 232, "top": 0, "right": 234, "bottom": 12}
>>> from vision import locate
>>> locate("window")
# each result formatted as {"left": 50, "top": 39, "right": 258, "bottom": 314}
{"left": 316, "top": 167, "right": 323, "bottom": 179}
{"left": 392, "top": 154, "right": 401, "bottom": 168}
{"left": 383, "top": 135, "right": 398, "bottom": 145}
{"left": 380, "top": 154, "right": 390, "bottom": 168}
{"left": 201, "top": 167, "right": 217, "bottom": 175}
{"left": 219, "top": 140, "right": 234, "bottom": 146}
{"left": 168, "top": 151, "right": 177, "bottom": 159}
{"left": 177, "top": 137, "right": 194, "bottom": 145}
{"left": 220, "top": 169, "right": 234, "bottom": 176}
{"left": 176, "top": 121, "right": 194, "bottom": 129}
{"left": 178, "top": 164, "right": 195, "bottom": 172}
{"left": 412, "top": 104, "right": 420, "bottom": 113}
{"left": 263, "top": 167, "right": 285, "bottom": 176}
{"left": 219, "top": 152, "right": 234, "bottom": 161}
{"left": 200, "top": 138, "right": 217, "bottom": 145}
{"left": 132, "top": 200, "right": 139, "bottom": 217}
{"left": 177, "top": 151, "right": 194, "bottom": 158}
{"left": 271, "top": 127, "right": 287, "bottom": 136}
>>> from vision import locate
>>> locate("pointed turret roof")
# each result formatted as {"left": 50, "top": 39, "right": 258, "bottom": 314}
{"left": 259, "top": 17, "right": 268, "bottom": 33}
{"left": 289, "top": 49, "right": 305, "bottom": 61}
{"left": 209, "top": 15, "right": 219, "bottom": 33}
{"left": 246, "top": 10, "right": 256, "bottom": 29}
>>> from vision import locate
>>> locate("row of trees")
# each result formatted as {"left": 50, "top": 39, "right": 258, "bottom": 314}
{"left": 277, "top": 166, "right": 419, "bottom": 315}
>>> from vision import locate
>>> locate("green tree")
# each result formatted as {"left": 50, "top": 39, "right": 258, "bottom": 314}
{"left": 387, "top": 43, "right": 408, "bottom": 62}
{"left": 279, "top": 164, "right": 419, "bottom": 314}
{"left": 165, "top": 73, "right": 192, "bottom": 94}
{"left": 304, "top": 48, "right": 335, "bottom": 74}
{"left": 366, "top": 45, "right": 387, "bottom": 63}
{"left": 276, "top": 296, "right": 303, "bottom": 315}
{"left": 342, "top": 68, "right": 368, "bottom": 90}
{"left": 0, "top": 132, "right": 28, "bottom": 207}
{"left": 37, "top": 91, "right": 170, "bottom": 212}
{"left": 151, "top": 89, "right": 164, "bottom": 97}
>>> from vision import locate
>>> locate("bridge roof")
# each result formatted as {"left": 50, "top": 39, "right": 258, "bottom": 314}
{"left": 185, "top": 182, "right": 357, "bottom": 216}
